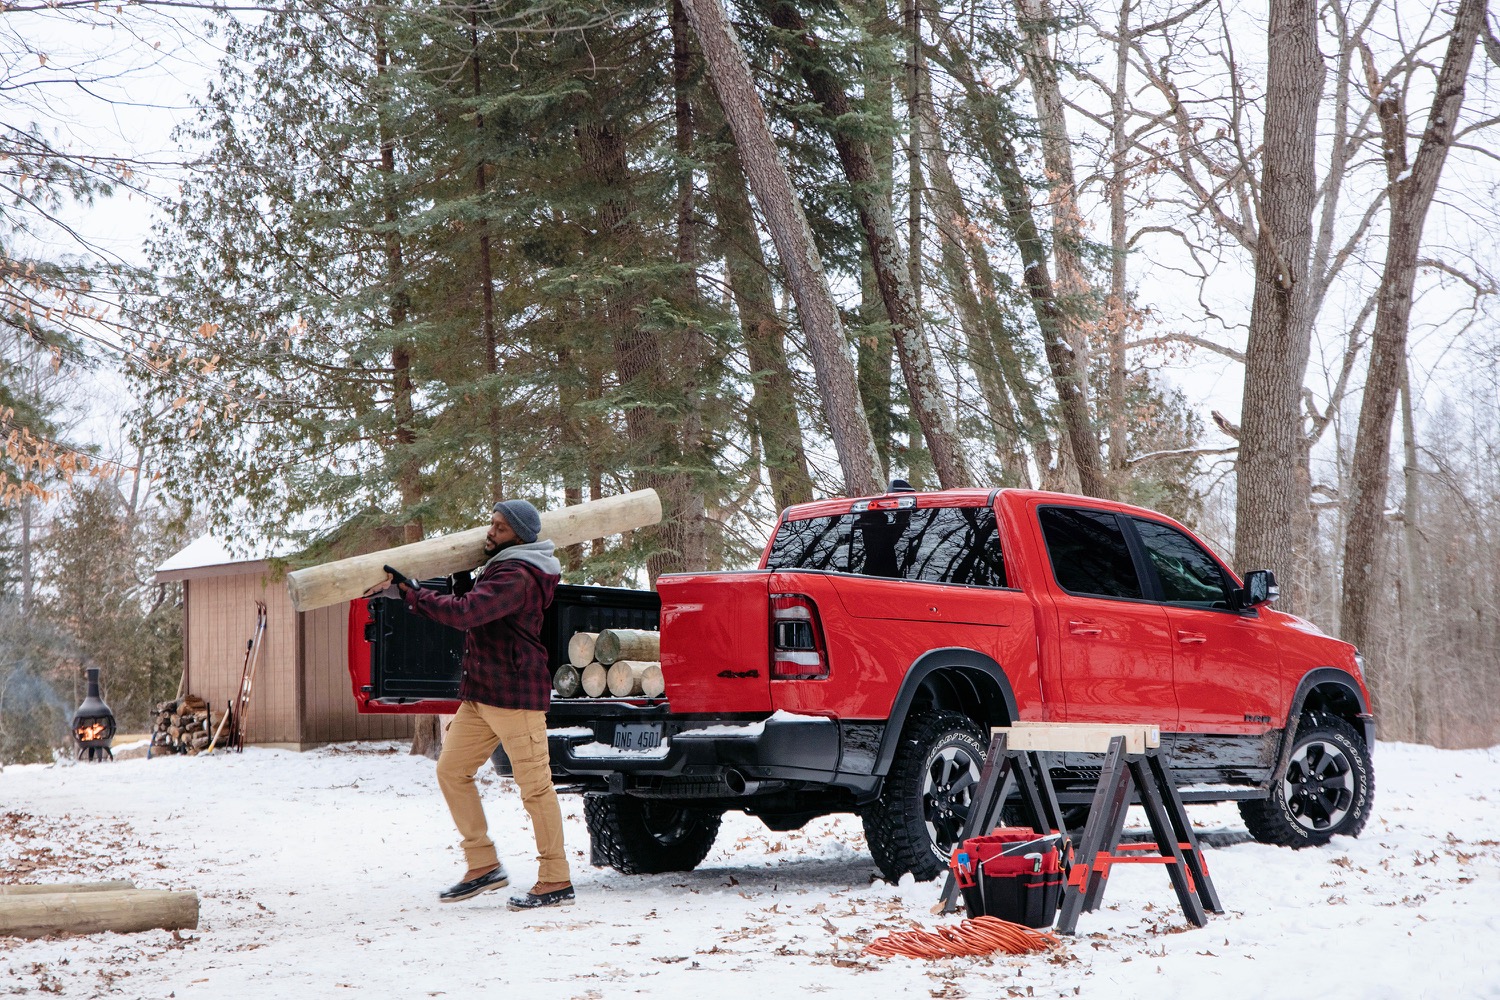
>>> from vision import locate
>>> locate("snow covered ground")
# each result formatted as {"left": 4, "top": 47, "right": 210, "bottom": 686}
{"left": 3, "top": 739, "right": 1498, "bottom": 999}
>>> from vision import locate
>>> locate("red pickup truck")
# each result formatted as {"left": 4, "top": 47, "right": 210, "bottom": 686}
{"left": 351, "top": 486, "right": 1375, "bottom": 882}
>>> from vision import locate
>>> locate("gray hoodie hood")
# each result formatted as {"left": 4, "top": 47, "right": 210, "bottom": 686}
{"left": 483, "top": 538, "right": 562, "bottom": 577}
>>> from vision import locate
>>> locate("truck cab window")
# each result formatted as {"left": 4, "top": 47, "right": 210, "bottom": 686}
{"left": 766, "top": 506, "right": 1006, "bottom": 587}
{"left": 1038, "top": 507, "right": 1143, "bottom": 599}
{"left": 1133, "top": 518, "right": 1232, "bottom": 607}
{"left": 765, "top": 514, "right": 849, "bottom": 571}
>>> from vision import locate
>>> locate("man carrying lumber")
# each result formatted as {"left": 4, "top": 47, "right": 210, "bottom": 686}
{"left": 371, "top": 499, "right": 573, "bottom": 909}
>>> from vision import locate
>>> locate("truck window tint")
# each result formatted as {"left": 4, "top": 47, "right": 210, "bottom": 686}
{"left": 766, "top": 507, "right": 1006, "bottom": 587}
{"left": 765, "top": 514, "right": 850, "bottom": 571}
{"left": 1038, "top": 507, "right": 1143, "bottom": 599}
{"left": 1133, "top": 518, "right": 1231, "bottom": 606}
{"left": 908, "top": 507, "right": 1006, "bottom": 587}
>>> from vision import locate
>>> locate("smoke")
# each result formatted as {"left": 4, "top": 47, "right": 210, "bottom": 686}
{"left": 0, "top": 598, "right": 73, "bottom": 764}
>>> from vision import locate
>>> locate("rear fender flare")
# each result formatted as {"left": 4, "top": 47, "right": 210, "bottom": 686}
{"left": 872, "top": 648, "right": 1019, "bottom": 776}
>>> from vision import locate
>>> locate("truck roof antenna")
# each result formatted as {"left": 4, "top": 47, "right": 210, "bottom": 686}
{"left": 889, "top": 479, "right": 916, "bottom": 493}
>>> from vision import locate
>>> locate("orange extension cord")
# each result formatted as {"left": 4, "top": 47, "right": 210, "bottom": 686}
{"left": 864, "top": 916, "right": 1060, "bottom": 959}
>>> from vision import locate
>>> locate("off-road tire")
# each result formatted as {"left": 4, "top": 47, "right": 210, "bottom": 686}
{"left": 1240, "top": 714, "right": 1373, "bottom": 848}
{"left": 863, "top": 710, "right": 988, "bottom": 882}
{"left": 584, "top": 793, "right": 723, "bottom": 875}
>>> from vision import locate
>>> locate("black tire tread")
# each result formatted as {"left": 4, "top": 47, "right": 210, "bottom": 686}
{"left": 584, "top": 793, "right": 722, "bottom": 875}
{"left": 862, "top": 710, "right": 987, "bottom": 883}
{"left": 1240, "top": 713, "right": 1373, "bottom": 848}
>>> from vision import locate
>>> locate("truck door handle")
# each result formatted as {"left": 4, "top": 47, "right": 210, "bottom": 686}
{"left": 1068, "top": 620, "right": 1102, "bottom": 635}
{"left": 1176, "top": 630, "right": 1207, "bottom": 644}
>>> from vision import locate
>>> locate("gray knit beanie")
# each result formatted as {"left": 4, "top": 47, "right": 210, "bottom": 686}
{"left": 492, "top": 499, "right": 543, "bottom": 544}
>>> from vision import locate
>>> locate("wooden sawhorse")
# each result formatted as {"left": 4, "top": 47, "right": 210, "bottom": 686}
{"left": 938, "top": 724, "right": 1223, "bottom": 934}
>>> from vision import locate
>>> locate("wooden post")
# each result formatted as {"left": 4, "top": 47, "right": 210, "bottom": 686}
{"left": 285, "top": 489, "right": 662, "bottom": 612}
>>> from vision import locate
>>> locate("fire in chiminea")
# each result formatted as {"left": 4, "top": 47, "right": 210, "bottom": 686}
{"left": 72, "top": 666, "right": 117, "bottom": 761}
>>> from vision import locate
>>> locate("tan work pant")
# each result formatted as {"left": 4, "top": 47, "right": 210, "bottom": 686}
{"left": 436, "top": 701, "right": 570, "bottom": 884}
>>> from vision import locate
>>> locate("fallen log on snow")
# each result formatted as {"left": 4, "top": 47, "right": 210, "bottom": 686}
{"left": 0, "top": 881, "right": 135, "bottom": 896}
{"left": 286, "top": 489, "right": 662, "bottom": 612}
{"left": 0, "top": 889, "right": 199, "bottom": 939}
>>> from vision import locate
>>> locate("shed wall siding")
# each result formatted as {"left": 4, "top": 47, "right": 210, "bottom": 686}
{"left": 184, "top": 569, "right": 299, "bottom": 745}
{"left": 300, "top": 603, "right": 414, "bottom": 744}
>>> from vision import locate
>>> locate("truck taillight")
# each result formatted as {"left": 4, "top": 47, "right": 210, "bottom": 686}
{"left": 770, "top": 593, "right": 830, "bottom": 680}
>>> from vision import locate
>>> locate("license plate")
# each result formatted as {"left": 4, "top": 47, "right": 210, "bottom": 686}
{"left": 613, "top": 723, "right": 664, "bottom": 752}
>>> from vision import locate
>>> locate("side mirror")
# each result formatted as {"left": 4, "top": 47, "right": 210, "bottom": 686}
{"left": 1235, "top": 569, "right": 1279, "bottom": 609}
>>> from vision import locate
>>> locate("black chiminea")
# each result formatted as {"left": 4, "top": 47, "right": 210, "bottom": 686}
{"left": 72, "top": 666, "right": 116, "bottom": 761}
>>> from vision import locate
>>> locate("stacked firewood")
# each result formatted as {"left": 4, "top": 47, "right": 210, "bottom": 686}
{"left": 149, "top": 695, "right": 230, "bottom": 755}
{"left": 554, "top": 628, "right": 664, "bottom": 699}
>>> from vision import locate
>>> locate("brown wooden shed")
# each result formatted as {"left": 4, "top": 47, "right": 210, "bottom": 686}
{"left": 155, "top": 536, "right": 412, "bottom": 749}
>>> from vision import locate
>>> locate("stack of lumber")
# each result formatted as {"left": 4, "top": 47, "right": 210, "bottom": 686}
{"left": 0, "top": 881, "right": 199, "bottom": 939}
{"left": 149, "top": 696, "right": 229, "bottom": 755}
{"left": 554, "top": 628, "right": 664, "bottom": 699}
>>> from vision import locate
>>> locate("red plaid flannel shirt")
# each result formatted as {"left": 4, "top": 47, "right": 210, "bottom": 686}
{"left": 405, "top": 558, "right": 559, "bottom": 711}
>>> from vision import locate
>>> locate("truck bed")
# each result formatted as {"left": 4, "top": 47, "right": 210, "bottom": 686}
{"left": 349, "top": 581, "right": 662, "bottom": 715}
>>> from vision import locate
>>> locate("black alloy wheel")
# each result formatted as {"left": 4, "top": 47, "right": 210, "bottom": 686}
{"left": 863, "top": 710, "right": 989, "bottom": 882}
{"left": 922, "top": 740, "right": 983, "bottom": 857}
{"left": 1240, "top": 713, "right": 1373, "bottom": 848}
{"left": 1282, "top": 737, "right": 1355, "bottom": 832}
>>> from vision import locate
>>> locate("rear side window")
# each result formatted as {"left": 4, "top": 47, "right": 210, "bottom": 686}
{"left": 1133, "top": 518, "right": 1231, "bottom": 607}
{"left": 764, "top": 514, "right": 850, "bottom": 571}
{"left": 766, "top": 506, "right": 1007, "bottom": 587}
{"left": 1038, "top": 507, "right": 1143, "bottom": 599}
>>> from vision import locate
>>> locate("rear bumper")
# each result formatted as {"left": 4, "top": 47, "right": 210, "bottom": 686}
{"left": 536, "top": 705, "right": 883, "bottom": 799}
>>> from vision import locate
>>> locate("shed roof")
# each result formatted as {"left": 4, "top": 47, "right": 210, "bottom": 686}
{"left": 156, "top": 533, "right": 289, "bottom": 583}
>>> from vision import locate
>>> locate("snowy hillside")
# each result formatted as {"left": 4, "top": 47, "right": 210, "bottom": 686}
{"left": 3, "top": 740, "right": 1497, "bottom": 999}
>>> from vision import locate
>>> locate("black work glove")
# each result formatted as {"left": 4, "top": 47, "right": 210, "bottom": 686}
{"left": 384, "top": 565, "right": 419, "bottom": 593}
{"left": 452, "top": 569, "right": 474, "bottom": 597}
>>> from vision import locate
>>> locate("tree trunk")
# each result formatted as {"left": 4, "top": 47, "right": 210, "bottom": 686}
{"left": 766, "top": 0, "right": 971, "bottom": 489}
{"left": 1233, "top": 0, "right": 1323, "bottom": 603}
{"left": 680, "top": 0, "right": 883, "bottom": 496}
{"left": 671, "top": 0, "right": 713, "bottom": 573}
{"left": 932, "top": 23, "right": 1106, "bottom": 497}
{"left": 376, "top": 20, "right": 439, "bottom": 761}
{"left": 1104, "top": 0, "right": 1133, "bottom": 485}
{"left": 918, "top": 109, "right": 1031, "bottom": 485}
{"left": 1339, "top": 0, "right": 1482, "bottom": 654}
{"left": 1015, "top": 0, "right": 1096, "bottom": 400}
{"left": 576, "top": 118, "right": 690, "bottom": 581}
{"left": 1399, "top": 364, "right": 1428, "bottom": 742}
{"left": 375, "top": 21, "right": 420, "bottom": 540}
{"left": 469, "top": 7, "right": 504, "bottom": 502}
{"left": 704, "top": 125, "right": 815, "bottom": 508}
